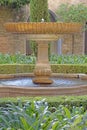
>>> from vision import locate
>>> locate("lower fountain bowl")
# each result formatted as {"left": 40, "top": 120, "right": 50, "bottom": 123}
{"left": 0, "top": 73, "right": 87, "bottom": 97}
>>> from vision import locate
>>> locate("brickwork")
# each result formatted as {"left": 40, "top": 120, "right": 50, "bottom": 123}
{"left": 0, "top": 7, "right": 13, "bottom": 54}
{"left": 0, "top": 6, "right": 28, "bottom": 54}
{"left": 61, "top": 33, "right": 84, "bottom": 55}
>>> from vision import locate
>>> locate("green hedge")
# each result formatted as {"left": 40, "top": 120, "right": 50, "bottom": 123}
{"left": 0, "top": 96, "right": 87, "bottom": 110}
{"left": 0, "top": 64, "right": 87, "bottom": 74}
{"left": 51, "top": 64, "right": 87, "bottom": 74}
{"left": 0, "top": 64, "right": 35, "bottom": 74}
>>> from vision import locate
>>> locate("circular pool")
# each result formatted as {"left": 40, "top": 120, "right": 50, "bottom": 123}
{"left": 0, "top": 73, "right": 87, "bottom": 97}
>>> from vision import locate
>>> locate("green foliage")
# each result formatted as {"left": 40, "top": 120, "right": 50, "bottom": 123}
{"left": 30, "top": 0, "right": 49, "bottom": 22}
{"left": 0, "top": 99, "right": 87, "bottom": 129}
{"left": 0, "top": 64, "right": 86, "bottom": 74}
{"left": 1, "top": 96, "right": 87, "bottom": 110}
{"left": 51, "top": 64, "right": 87, "bottom": 74}
{"left": 49, "top": 55, "right": 87, "bottom": 64}
{"left": 0, "top": 0, "right": 30, "bottom": 8}
{"left": 50, "top": 55, "right": 87, "bottom": 74}
{"left": 0, "top": 53, "right": 87, "bottom": 65}
{"left": 0, "top": 53, "right": 36, "bottom": 64}
{"left": 0, "top": 64, "right": 35, "bottom": 74}
{"left": 56, "top": 3, "right": 87, "bottom": 23}
{"left": 30, "top": 0, "right": 50, "bottom": 55}
{"left": 0, "top": 54, "right": 87, "bottom": 74}
{"left": 47, "top": 96, "right": 87, "bottom": 111}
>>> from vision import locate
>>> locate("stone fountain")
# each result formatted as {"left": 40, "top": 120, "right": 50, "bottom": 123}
{"left": 1, "top": 21, "right": 87, "bottom": 97}
{"left": 5, "top": 22, "right": 82, "bottom": 84}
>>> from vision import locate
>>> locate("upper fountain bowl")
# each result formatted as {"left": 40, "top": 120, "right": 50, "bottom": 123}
{"left": 5, "top": 22, "right": 82, "bottom": 34}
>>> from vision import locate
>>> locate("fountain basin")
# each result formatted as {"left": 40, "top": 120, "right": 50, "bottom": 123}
{"left": 5, "top": 22, "right": 82, "bottom": 34}
{"left": 0, "top": 73, "right": 87, "bottom": 97}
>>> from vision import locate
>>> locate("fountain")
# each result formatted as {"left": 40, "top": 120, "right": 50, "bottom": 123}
{"left": 5, "top": 22, "right": 82, "bottom": 84}
{"left": 0, "top": 21, "right": 87, "bottom": 97}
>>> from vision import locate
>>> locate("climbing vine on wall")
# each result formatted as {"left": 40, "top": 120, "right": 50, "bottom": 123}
{"left": 0, "top": 0, "right": 30, "bottom": 8}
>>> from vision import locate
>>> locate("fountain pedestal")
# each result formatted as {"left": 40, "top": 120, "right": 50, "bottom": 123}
{"left": 26, "top": 34, "right": 59, "bottom": 84}
{"left": 33, "top": 41, "right": 52, "bottom": 84}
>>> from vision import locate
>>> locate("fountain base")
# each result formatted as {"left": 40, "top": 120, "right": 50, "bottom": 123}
{"left": 33, "top": 77, "right": 53, "bottom": 84}
{"left": 0, "top": 73, "right": 87, "bottom": 97}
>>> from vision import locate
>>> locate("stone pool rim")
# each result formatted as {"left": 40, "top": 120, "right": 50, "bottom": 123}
{"left": 0, "top": 73, "right": 87, "bottom": 97}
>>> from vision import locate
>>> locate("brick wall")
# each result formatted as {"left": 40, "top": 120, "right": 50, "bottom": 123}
{"left": 62, "top": 33, "right": 84, "bottom": 55}
{"left": 0, "top": 6, "right": 28, "bottom": 54}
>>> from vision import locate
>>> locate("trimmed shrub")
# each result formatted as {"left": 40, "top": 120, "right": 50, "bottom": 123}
{"left": 51, "top": 64, "right": 87, "bottom": 74}
{"left": 0, "top": 96, "right": 87, "bottom": 110}
{"left": 0, "top": 64, "right": 87, "bottom": 74}
{"left": 0, "top": 64, "right": 35, "bottom": 74}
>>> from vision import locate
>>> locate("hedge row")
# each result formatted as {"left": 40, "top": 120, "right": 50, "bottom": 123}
{"left": 51, "top": 64, "right": 87, "bottom": 73}
{"left": 0, "top": 96, "right": 87, "bottom": 110}
{"left": 0, "top": 64, "right": 35, "bottom": 74}
{"left": 0, "top": 64, "right": 87, "bottom": 74}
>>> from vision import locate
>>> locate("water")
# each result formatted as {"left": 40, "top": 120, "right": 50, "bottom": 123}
{"left": 0, "top": 77, "right": 87, "bottom": 87}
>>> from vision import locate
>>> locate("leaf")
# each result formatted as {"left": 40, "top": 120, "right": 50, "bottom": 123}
{"left": 63, "top": 107, "right": 71, "bottom": 118}
{"left": 71, "top": 115, "right": 82, "bottom": 127}
{"left": 52, "top": 121, "right": 59, "bottom": 130}
{"left": 20, "top": 117, "right": 32, "bottom": 130}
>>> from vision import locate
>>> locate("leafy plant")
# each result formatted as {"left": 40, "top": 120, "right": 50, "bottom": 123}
{"left": 0, "top": 99, "right": 87, "bottom": 130}
{"left": 0, "top": 53, "right": 87, "bottom": 64}
{"left": 49, "top": 54, "right": 87, "bottom": 64}
{"left": 56, "top": 3, "right": 87, "bottom": 24}
{"left": 0, "top": 0, "right": 30, "bottom": 8}
{"left": 0, "top": 53, "right": 36, "bottom": 64}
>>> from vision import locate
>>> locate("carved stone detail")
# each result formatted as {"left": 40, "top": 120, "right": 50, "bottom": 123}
{"left": 34, "top": 64, "right": 52, "bottom": 76}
